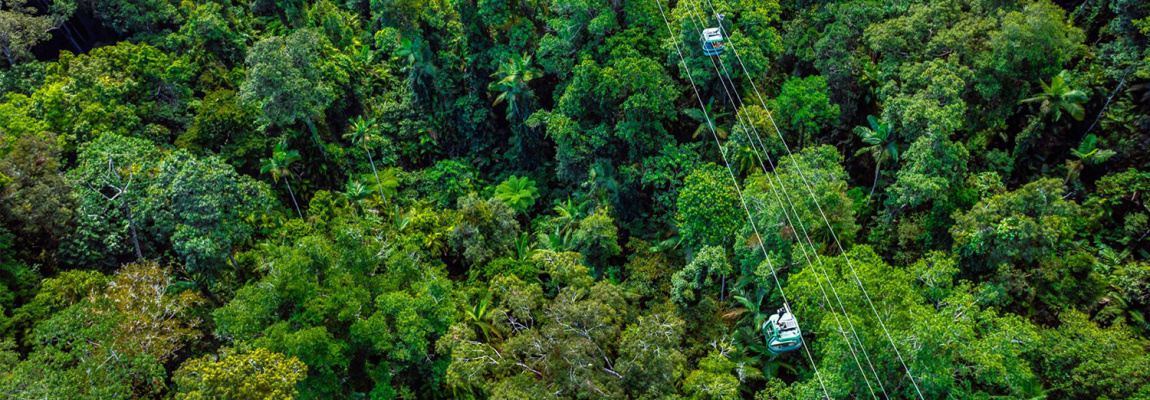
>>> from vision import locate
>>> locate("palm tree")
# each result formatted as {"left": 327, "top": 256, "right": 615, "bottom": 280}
{"left": 552, "top": 197, "right": 589, "bottom": 231}
{"left": 854, "top": 115, "right": 898, "bottom": 203}
{"left": 1066, "top": 134, "right": 1116, "bottom": 184}
{"left": 857, "top": 60, "right": 882, "bottom": 108}
{"left": 344, "top": 116, "right": 388, "bottom": 205}
{"left": 344, "top": 179, "right": 372, "bottom": 201}
{"left": 515, "top": 231, "right": 538, "bottom": 262}
{"left": 261, "top": 141, "right": 304, "bottom": 218}
{"left": 339, "top": 44, "right": 386, "bottom": 93}
{"left": 730, "top": 138, "right": 761, "bottom": 175}
{"left": 489, "top": 54, "right": 540, "bottom": 122}
{"left": 683, "top": 99, "right": 730, "bottom": 140}
{"left": 724, "top": 293, "right": 767, "bottom": 327}
{"left": 722, "top": 291, "right": 795, "bottom": 380}
{"left": 464, "top": 296, "right": 501, "bottom": 341}
{"left": 494, "top": 175, "right": 539, "bottom": 213}
{"left": 396, "top": 37, "right": 438, "bottom": 100}
{"left": 343, "top": 179, "right": 372, "bottom": 217}
{"left": 490, "top": 54, "right": 542, "bottom": 166}
{"left": 1021, "top": 70, "right": 1089, "bottom": 122}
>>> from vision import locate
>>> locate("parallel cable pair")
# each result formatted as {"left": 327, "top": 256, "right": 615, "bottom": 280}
{"left": 652, "top": 1, "right": 832, "bottom": 398}
{"left": 679, "top": 3, "right": 885, "bottom": 399}
{"left": 655, "top": 1, "right": 928, "bottom": 399}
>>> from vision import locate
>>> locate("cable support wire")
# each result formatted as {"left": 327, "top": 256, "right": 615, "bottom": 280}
{"left": 681, "top": 4, "right": 882, "bottom": 398}
{"left": 697, "top": 0, "right": 928, "bottom": 398}
{"left": 653, "top": 1, "right": 832, "bottom": 398}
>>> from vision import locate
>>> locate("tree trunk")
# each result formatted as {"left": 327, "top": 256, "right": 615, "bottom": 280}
{"left": 229, "top": 252, "right": 240, "bottom": 270}
{"left": 306, "top": 118, "right": 330, "bottom": 163}
{"left": 60, "top": 23, "right": 85, "bottom": 54}
{"left": 198, "top": 279, "right": 221, "bottom": 305}
{"left": 284, "top": 176, "right": 304, "bottom": 218}
{"left": 521, "top": 104, "right": 540, "bottom": 169}
{"left": 868, "top": 158, "right": 882, "bottom": 204}
{"left": 124, "top": 203, "right": 143, "bottom": 260}
{"left": 2, "top": 47, "right": 14, "bottom": 68}
{"left": 365, "top": 145, "right": 388, "bottom": 206}
{"left": 1065, "top": 162, "right": 1081, "bottom": 185}
{"left": 720, "top": 274, "right": 726, "bottom": 304}
{"left": 306, "top": 117, "right": 318, "bottom": 141}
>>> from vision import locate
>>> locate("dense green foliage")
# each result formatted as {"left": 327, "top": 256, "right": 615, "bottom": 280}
{"left": 1, "top": 0, "right": 1150, "bottom": 398}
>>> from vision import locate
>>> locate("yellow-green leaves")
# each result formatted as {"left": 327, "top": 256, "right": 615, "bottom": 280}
{"left": 494, "top": 175, "right": 539, "bottom": 212}
{"left": 174, "top": 348, "right": 307, "bottom": 400}
{"left": 677, "top": 163, "right": 741, "bottom": 249}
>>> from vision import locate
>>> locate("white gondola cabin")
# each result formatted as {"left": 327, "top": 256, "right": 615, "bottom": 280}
{"left": 763, "top": 307, "right": 803, "bottom": 354}
{"left": 701, "top": 27, "right": 724, "bottom": 56}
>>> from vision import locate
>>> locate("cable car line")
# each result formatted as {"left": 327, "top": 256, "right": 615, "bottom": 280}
{"left": 697, "top": 0, "right": 928, "bottom": 398}
{"left": 680, "top": 0, "right": 817, "bottom": 358}
{"left": 653, "top": 1, "right": 831, "bottom": 398}
{"left": 682, "top": 3, "right": 891, "bottom": 396}
{"left": 681, "top": 5, "right": 882, "bottom": 399}
{"left": 683, "top": 0, "right": 850, "bottom": 363}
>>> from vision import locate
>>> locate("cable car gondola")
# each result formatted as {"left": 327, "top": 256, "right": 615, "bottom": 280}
{"left": 701, "top": 27, "right": 725, "bottom": 56}
{"left": 763, "top": 307, "right": 803, "bottom": 354}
